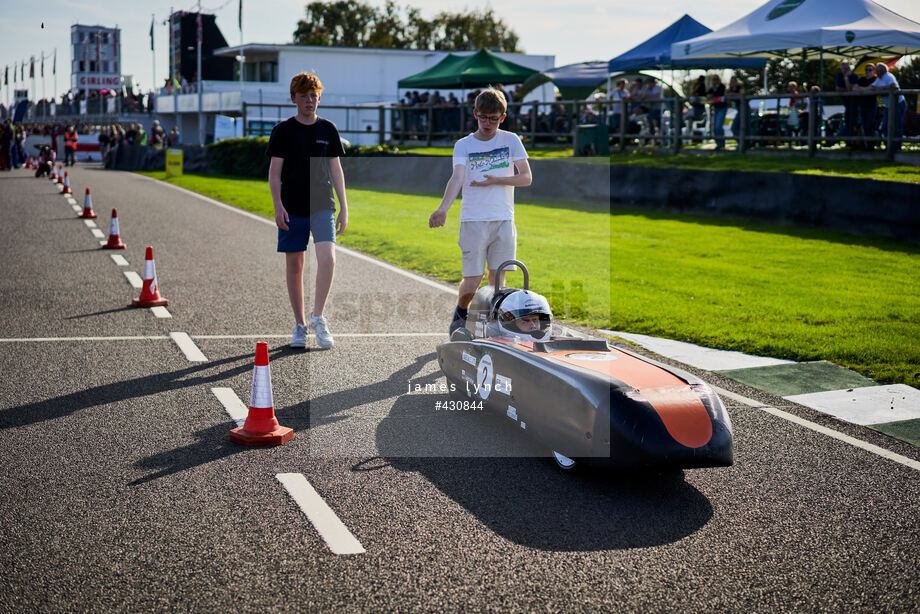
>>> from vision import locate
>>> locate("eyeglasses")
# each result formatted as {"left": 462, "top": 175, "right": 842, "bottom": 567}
{"left": 477, "top": 114, "right": 503, "bottom": 123}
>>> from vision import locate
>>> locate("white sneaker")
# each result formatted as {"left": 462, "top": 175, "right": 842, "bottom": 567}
{"left": 290, "top": 322, "right": 307, "bottom": 348}
{"left": 309, "top": 313, "right": 334, "bottom": 348}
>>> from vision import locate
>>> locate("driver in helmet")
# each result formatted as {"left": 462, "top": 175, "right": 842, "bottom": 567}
{"left": 493, "top": 289, "right": 553, "bottom": 340}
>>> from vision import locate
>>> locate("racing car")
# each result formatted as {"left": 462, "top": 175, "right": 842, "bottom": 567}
{"left": 436, "top": 260, "right": 734, "bottom": 471}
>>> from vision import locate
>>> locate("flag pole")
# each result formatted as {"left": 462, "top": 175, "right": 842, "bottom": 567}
{"left": 152, "top": 14, "right": 157, "bottom": 97}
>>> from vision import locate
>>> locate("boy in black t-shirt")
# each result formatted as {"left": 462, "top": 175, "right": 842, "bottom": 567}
{"left": 267, "top": 72, "right": 348, "bottom": 349}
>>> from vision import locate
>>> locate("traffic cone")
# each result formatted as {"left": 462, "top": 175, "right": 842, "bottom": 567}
{"left": 79, "top": 187, "right": 97, "bottom": 219}
{"left": 56, "top": 165, "right": 64, "bottom": 184}
{"left": 229, "top": 342, "right": 294, "bottom": 446}
{"left": 131, "top": 246, "right": 169, "bottom": 307}
{"left": 101, "top": 209, "right": 126, "bottom": 249}
{"left": 61, "top": 172, "right": 72, "bottom": 194}
{"left": 49, "top": 165, "right": 57, "bottom": 181}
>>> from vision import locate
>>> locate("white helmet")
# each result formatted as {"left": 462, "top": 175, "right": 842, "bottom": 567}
{"left": 495, "top": 290, "right": 553, "bottom": 340}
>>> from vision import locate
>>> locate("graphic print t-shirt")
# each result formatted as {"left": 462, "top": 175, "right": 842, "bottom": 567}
{"left": 266, "top": 116, "right": 345, "bottom": 217}
{"left": 452, "top": 130, "right": 528, "bottom": 222}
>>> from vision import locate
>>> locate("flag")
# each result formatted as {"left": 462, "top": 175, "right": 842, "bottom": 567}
{"left": 149, "top": 16, "right": 155, "bottom": 51}
{"left": 53, "top": 48, "right": 56, "bottom": 75}
{"left": 29, "top": 56, "right": 34, "bottom": 78}
{"left": 197, "top": 13, "right": 202, "bottom": 45}
{"left": 239, "top": 0, "right": 243, "bottom": 31}
{"left": 21, "top": 61, "right": 24, "bottom": 81}
{"left": 4, "top": 65, "right": 7, "bottom": 85}
{"left": 113, "top": 30, "right": 119, "bottom": 57}
{"left": 41, "top": 54, "right": 44, "bottom": 77}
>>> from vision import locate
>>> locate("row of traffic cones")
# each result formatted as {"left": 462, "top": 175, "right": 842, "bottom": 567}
{"left": 59, "top": 171, "right": 291, "bottom": 446}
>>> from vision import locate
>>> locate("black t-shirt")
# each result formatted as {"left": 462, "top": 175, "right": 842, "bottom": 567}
{"left": 708, "top": 83, "right": 727, "bottom": 108}
{"left": 266, "top": 116, "right": 345, "bottom": 217}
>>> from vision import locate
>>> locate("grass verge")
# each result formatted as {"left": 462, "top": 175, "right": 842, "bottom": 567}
{"left": 136, "top": 170, "right": 920, "bottom": 386}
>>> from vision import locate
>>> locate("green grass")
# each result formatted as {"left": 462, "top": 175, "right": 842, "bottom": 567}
{"left": 610, "top": 150, "right": 920, "bottom": 184}
{"left": 401, "top": 146, "right": 920, "bottom": 184}
{"left": 136, "top": 170, "right": 920, "bottom": 386}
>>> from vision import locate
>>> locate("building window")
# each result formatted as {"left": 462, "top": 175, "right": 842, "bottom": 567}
{"left": 103, "top": 61, "right": 109, "bottom": 72}
{"left": 79, "top": 61, "right": 85, "bottom": 72}
{"left": 259, "top": 61, "right": 278, "bottom": 82}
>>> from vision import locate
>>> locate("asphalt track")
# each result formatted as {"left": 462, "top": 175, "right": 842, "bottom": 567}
{"left": 1, "top": 164, "right": 919, "bottom": 612}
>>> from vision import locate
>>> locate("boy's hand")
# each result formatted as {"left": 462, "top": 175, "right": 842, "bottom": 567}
{"left": 336, "top": 208, "right": 348, "bottom": 235}
{"left": 469, "top": 174, "right": 498, "bottom": 187}
{"left": 274, "top": 207, "right": 290, "bottom": 231}
{"left": 429, "top": 209, "right": 447, "bottom": 228}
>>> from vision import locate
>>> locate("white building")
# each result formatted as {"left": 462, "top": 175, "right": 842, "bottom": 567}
{"left": 71, "top": 24, "right": 121, "bottom": 93}
{"left": 154, "top": 43, "right": 556, "bottom": 145}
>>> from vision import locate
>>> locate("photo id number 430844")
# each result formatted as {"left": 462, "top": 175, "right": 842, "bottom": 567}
{"left": 435, "top": 400, "right": 483, "bottom": 411}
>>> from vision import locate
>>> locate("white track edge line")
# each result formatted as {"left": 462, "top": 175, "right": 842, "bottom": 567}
{"left": 0, "top": 335, "right": 170, "bottom": 342}
{"left": 276, "top": 473, "right": 365, "bottom": 555}
{"left": 711, "top": 385, "right": 920, "bottom": 472}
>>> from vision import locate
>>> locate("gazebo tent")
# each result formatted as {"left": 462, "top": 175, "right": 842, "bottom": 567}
{"left": 671, "top": 0, "right": 920, "bottom": 60}
{"left": 527, "top": 61, "right": 611, "bottom": 100}
{"left": 397, "top": 48, "right": 538, "bottom": 89}
{"left": 608, "top": 14, "right": 767, "bottom": 71}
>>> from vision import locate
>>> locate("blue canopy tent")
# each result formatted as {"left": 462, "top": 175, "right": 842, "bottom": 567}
{"left": 541, "top": 61, "right": 611, "bottom": 100}
{"left": 608, "top": 14, "right": 768, "bottom": 72}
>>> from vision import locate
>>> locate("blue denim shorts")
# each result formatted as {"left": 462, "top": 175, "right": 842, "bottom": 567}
{"left": 277, "top": 209, "right": 336, "bottom": 252}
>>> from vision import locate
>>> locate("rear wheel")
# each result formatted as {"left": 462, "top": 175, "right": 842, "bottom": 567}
{"left": 552, "top": 451, "right": 577, "bottom": 471}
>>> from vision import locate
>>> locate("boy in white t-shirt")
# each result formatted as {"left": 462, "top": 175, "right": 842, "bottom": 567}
{"left": 429, "top": 88, "right": 532, "bottom": 334}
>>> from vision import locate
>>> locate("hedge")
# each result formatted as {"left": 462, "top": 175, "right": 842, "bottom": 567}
{"left": 205, "top": 137, "right": 404, "bottom": 178}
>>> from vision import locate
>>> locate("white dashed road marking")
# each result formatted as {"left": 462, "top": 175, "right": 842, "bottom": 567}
{"left": 276, "top": 473, "right": 366, "bottom": 555}
{"left": 124, "top": 271, "right": 143, "bottom": 288}
{"left": 210, "top": 387, "right": 247, "bottom": 426}
{"left": 169, "top": 332, "right": 207, "bottom": 362}
{"left": 83, "top": 219, "right": 97, "bottom": 228}
{"left": 150, "top": 306, "right": 172, "bottom": 319}
{"left": 110, "top": 254, "right": 129, "bottom": 266}
{"left": 91, "top": 229, "right": 105, "bottom": 239}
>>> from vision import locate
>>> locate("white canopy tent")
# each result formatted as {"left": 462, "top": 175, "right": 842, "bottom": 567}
{"left": 671, "top": 0, "right": 920, "bottom": 61}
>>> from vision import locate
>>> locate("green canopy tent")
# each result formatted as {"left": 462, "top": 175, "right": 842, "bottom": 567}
{"left": 397, "top": 48, "right": 538, "bottom": 89}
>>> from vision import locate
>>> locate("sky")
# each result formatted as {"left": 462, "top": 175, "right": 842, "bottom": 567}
{"left": 1, "top": 0, "right": 919, "bottom": 100}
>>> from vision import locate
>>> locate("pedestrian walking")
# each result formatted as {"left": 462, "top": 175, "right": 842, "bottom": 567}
{"left": 267, "top": 72, "right": 348, "bottom": 349}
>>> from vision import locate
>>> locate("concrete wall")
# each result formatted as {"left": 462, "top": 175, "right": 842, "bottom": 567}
{"left": 609, "top": 166, "right": 920, "bottom": 244}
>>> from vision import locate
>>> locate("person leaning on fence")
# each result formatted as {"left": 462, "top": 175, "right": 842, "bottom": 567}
{"left": 728, "top": 76, "right": 746, "bottom": 143}
{"left": 428, "top": 88, "right": 532, "bottom": 335}
{"left": 786, "top": 82, "right": 802, "bottom": 136}
{"left": 855, "top": 63, "right": 877, "bottom": 149}
{"left": 836, "top": 62, "right": 859, "bottom": 138}
{"left": 870, "top": 63, "right": 907, "bottom": 152}
{"left": 707, "top": 75, "right": 728, "bottom": 150}
{"left": 607, "top": 79, "right": 629, "bottom": 134}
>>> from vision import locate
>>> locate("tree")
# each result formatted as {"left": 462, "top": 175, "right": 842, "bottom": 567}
{"left": 293, "top": 0, "right": 520, "bottom": 52}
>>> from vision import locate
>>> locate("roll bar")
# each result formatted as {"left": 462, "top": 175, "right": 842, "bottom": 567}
{"left": 495, "top": 260, "right": 529, "bottom": 294}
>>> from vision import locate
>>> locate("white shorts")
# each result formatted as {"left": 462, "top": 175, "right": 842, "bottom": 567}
{"left": 458, "top": 220, "right": 517, "bottom": 278}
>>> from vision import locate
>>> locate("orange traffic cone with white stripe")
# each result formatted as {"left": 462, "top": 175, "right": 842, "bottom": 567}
{"left": 49, "top": 165, "right": 57, "bottom": 181}
{"left": 131, "top": 246, "right": 169, "bottom": 307}
{"left": 229, "top": 342, "right": 294, "bottom": 446}
{"left": 56, "top": 165, "right": 64, "bottom": 185}
{"left": 79, "top": 188, "right": 97, "bottom": 219}
{"left": 61, "top": 172, "right": 72, "bottom": 194}
{"left": 101, "top": 209, "right": 126, "bottom": 249}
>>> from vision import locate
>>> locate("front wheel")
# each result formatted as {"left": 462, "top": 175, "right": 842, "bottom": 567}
{"left": 552, "top": 451, "right": 577, "bottom": 471}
